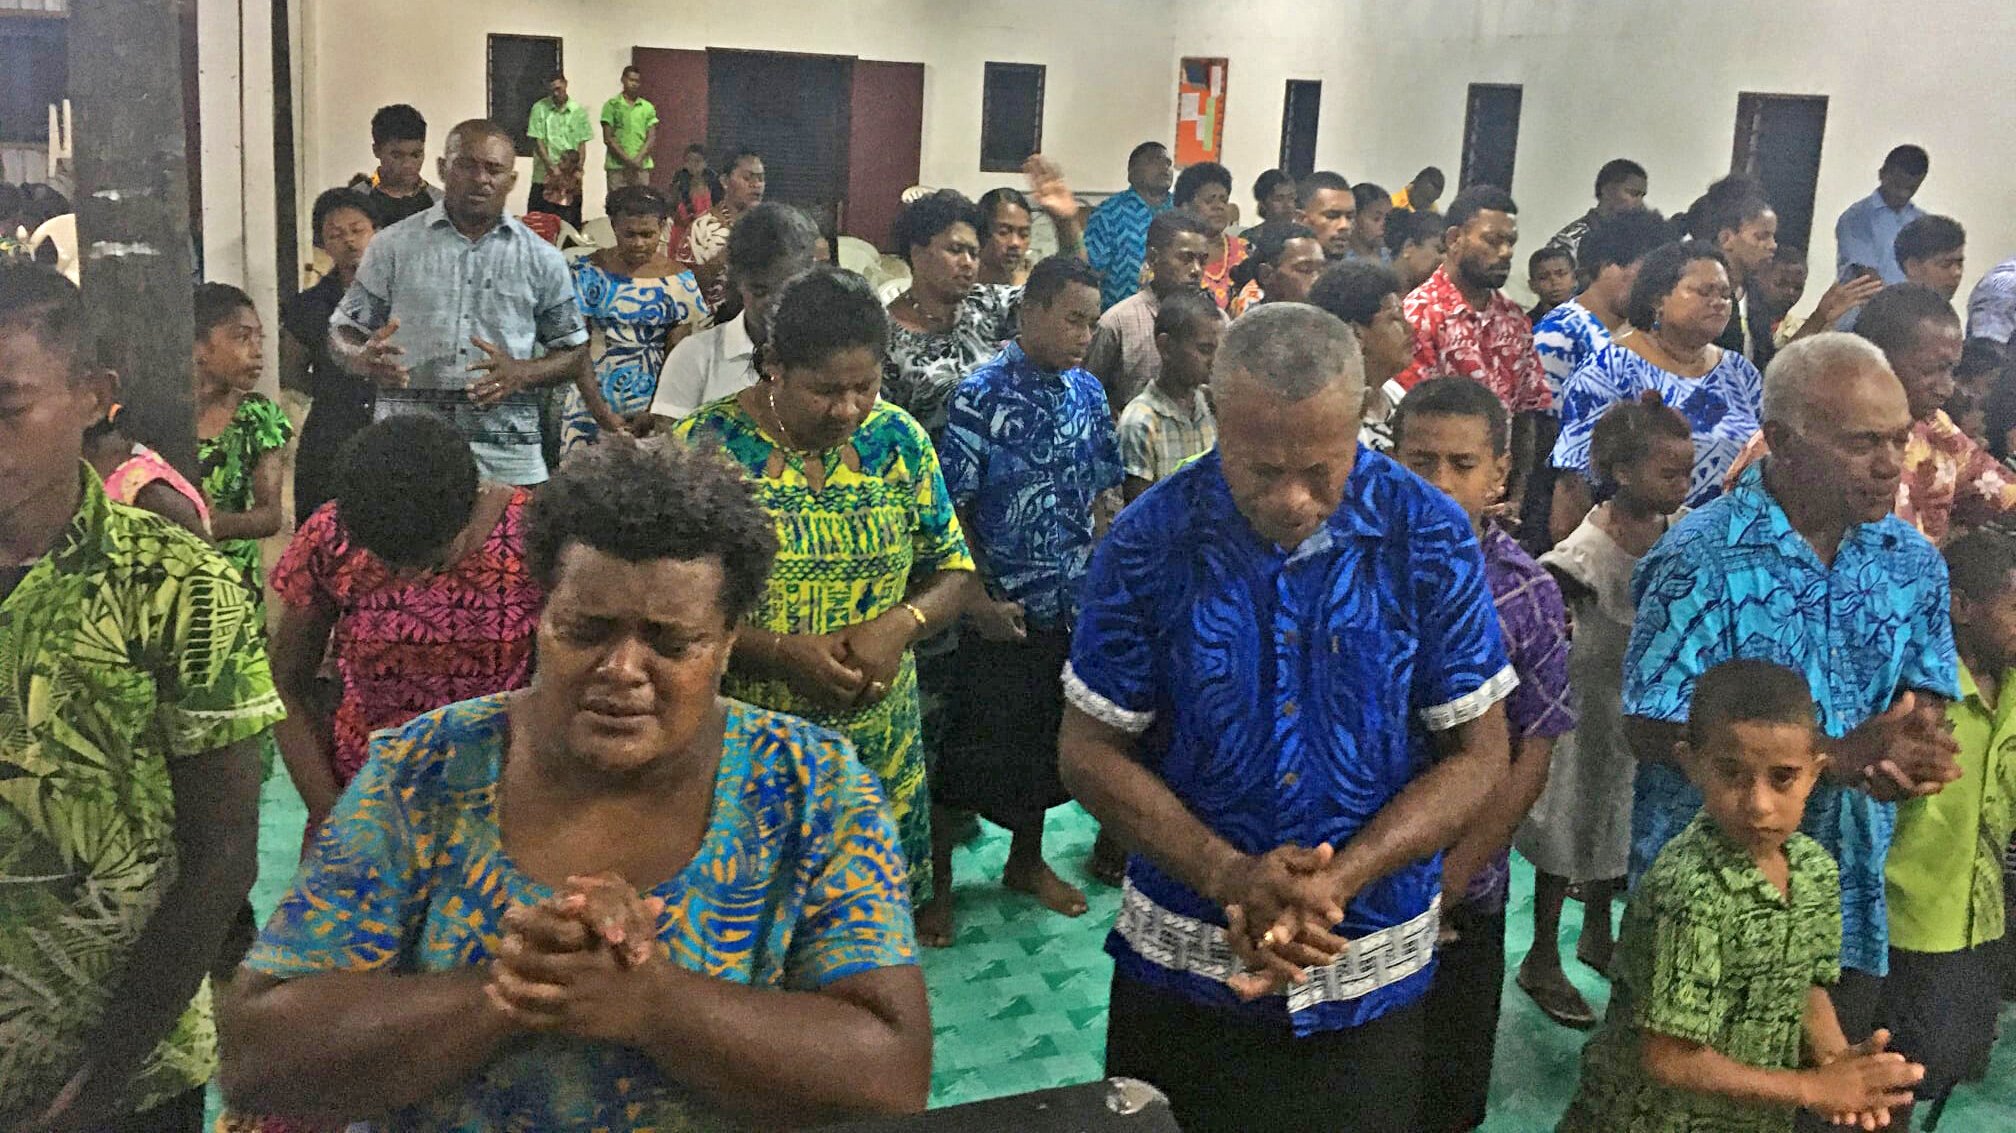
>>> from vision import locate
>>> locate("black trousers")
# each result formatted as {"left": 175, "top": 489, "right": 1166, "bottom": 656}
{"left": 527, "top": 182, "right": 583, "bottom": 230}
{"left": 1105, "top": 972, "right": 1426, "bottom": 1133}
{"left": 87, "top": 1087, "right": 204, "bottom": 1133}
{"left": 1421, "top": 906, "right": 1507, "bottom": 1132}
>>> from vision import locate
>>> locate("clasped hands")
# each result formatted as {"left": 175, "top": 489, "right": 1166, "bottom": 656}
{"left": 483, "top": 871, "right": 668, "bottom": 1043}
{"left": 772, "top": 612, "right": 916, "bottom": 713}
{"left": 1834, "top": 691, "right": 1960, "bottom": 803}
{"left": 1214, "top": 843, "right": 1355, "bottom": 1002}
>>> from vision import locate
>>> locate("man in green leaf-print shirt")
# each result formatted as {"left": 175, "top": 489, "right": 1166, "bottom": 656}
{"left": 0, "top": 263, "right": 285, "bottom": 1128}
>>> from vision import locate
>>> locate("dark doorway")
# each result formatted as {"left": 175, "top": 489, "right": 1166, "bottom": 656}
{"left": 707, "top": 48, "right": 852, "bottom": 238}
{"left": 1731, "top": 93, "right": 1828, "bottom": 253}
{"left": 1279, "top": 80, "right": 1320, "bottom": 180}
{"left": 1461, "top": 83, "right": 1521, "bottom": 191}
{"left": 487, "top": 34, "right": 562, "bottom": 159}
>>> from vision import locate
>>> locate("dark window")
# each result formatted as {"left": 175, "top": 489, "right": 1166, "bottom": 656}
{"left": 487, "top": 34, "right": 562, "bottom": 158}
{"left": 0, "top": 12, "right": 67, "bottom": 144}
{"left": 708, "top": 49, "right": 852, "bottom": 235}
{"left": 1460, "top": 83, "right": 1522, "bottom": 191}
{"left": 1732, "top": 93, "right": 1828, "bottom": 253}
{"left": 1279, "top": 80, "right": 1320, "bottom": 180}
{"left": 980, "top": 62, "right": 1044, "bottom": 173}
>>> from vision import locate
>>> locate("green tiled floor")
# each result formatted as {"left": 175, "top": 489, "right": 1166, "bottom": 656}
{"left": 244, "top": 770, "right": 2016, "bottom": 1131}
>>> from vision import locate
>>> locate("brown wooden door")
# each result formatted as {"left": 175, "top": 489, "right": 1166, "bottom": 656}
{"left": 846, "top": 60, "right": 923, "bottom": 251}
{"left": 632, "top": 47, "right": 709, "bottom": 191}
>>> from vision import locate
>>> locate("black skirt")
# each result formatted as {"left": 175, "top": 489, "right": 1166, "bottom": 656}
{"left": 933, "top": 626, "right": 1072, "bottom": 829}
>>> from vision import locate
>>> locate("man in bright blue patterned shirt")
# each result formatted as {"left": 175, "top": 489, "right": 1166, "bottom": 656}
{"left": 1623, "top": 333, "right": 1961, "bottom": 1056}
{"left": 1059, "top": 303, "right": 1515, "bottom": 1133}
{"left": 931, "top": 255, "right": 1122, "bottom": 946}
{"left": 1083, "top": 141, "right": 1174, "bottom": 311}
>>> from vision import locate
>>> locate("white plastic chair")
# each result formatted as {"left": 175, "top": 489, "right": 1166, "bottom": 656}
{"left": 578, "top": 216, "right": 615, "bottom": 250}
{"left": 835, "top": 235, "right": 880, "bottom": 278}
{"left": 28, "top": 213, "right": 78, "bottom": 283}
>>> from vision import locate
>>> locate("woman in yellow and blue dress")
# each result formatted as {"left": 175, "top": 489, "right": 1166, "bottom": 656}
{"left": 675, "top": 266, "right": 975, "bottom": 899}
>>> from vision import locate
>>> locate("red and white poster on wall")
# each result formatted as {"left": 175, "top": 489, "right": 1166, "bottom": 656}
{"left": 1175, "top": 57, "right": 1227, "bottom": 165}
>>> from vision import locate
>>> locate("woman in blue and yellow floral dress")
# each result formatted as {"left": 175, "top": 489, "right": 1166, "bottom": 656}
{"left": 559, "top": 185, "right": 707, "bottom": 455}
{"left": 675, "top": 267, "right": 975, "bottom": 898}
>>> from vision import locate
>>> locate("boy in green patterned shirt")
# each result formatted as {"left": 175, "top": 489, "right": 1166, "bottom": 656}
{"left": 1559, "top": 659, "right": 1924, "bottom": 1132}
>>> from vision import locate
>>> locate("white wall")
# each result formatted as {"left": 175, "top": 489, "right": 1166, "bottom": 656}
{"left": 1178, "top": 0, "right": 2016, "bottom": 306}
{"left": 293, "top": 0, "right": 1178, "bottom": 233}
{"left": 268, "top": 0, "right": 2016, "bottom": 308}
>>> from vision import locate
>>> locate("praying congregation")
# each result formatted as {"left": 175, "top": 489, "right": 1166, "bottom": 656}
{"left": 13, "top": 0, "right": 2016, "bottom": 1130}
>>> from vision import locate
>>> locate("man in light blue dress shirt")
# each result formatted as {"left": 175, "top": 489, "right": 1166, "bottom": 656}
{"left": 1833, "top": 144, "right": 1930, "bottom": 285}
{"left": 332, "top": 119, "right": 588, "bottom": 487}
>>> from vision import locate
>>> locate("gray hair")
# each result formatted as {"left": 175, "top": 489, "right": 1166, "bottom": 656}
{"left": 1761, "top": 332, "right": 1892, "bottom": 432}
{"left": 1213, "top": 302, "right": 1365, "bottom": 403}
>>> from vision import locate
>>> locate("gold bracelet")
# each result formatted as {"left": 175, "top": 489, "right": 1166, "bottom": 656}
{"left": 898, "top": 601, "right": 929, "bottom": 631}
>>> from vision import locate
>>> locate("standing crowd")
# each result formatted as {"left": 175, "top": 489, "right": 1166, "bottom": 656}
{"left": 9, "top": 68, "right": 2016, "bottom": 1133}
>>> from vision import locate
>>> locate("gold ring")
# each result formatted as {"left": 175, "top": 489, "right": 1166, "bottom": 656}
{"left": 1260, "top": 928, "right": 1278, "bottom": 947}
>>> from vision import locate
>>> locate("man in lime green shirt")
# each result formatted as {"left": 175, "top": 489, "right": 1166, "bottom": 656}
{"left": 527, "top": 72, "right": 592, "bottom": 228}
{"left": 1882, "top": 528, "right": 2016, "bottom": 1124}
{"left": 601, "top": 65, "right": 658, "bottom": 189}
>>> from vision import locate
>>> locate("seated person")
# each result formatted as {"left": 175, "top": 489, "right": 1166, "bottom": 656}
{"left": 218, "top": 441, "right": 931, "bottom": 1132}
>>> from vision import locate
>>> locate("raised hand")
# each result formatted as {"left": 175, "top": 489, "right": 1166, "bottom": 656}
{"left": 1022, "top": 154, "right": 1078, "bottom": 220}
{"left": 1809, "top": 274, "right": 1887, "bottom": 328}
{"left": 361, "top": 318, "right": 409, "bottom": 389}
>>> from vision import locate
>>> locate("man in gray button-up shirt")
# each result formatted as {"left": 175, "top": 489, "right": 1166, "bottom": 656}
{"left": 332, "top": 119, "right": 588, "bottom": 485}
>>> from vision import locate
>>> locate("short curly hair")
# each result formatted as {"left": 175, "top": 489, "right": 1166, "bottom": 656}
{"left": 335, "top": 416, "right": 478, "bottom": 566}
{"left": 527, "top": 441, "right": 778, "bottom": 625}
{"left": 893, "top": 189, "right": 984, "bottom": 265}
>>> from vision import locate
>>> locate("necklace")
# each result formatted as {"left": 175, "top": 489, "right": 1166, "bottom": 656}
{"left": 766, "top": 383, "right": 808, "bottom": 453}
{"left": 903, "top": 291, "right": 957, "bottom": 330}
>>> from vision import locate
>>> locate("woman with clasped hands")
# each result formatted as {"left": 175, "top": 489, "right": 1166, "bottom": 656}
{"left": 216, "top": 441, "right": 931, "bottom": 1131}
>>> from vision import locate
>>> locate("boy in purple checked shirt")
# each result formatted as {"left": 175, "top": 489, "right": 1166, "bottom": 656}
{"left": 1391, "top": 376, "right": 1576, "bottom": 1131}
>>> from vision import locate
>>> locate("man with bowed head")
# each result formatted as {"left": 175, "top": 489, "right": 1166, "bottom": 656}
{"left": 1062, "top": 302, "right": 1515, "bottom": 1132}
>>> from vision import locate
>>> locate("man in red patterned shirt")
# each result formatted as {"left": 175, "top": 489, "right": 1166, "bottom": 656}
{"left": 1399, "top": 184, "right": 1551, "bottom": 507}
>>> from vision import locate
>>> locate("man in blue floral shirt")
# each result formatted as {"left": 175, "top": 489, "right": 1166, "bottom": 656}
{"left": 1624, "top": 333, "right": 1961, "bottom": 1056}
{"left": 929, "top": 255, "right": 1122, "bottom": 947}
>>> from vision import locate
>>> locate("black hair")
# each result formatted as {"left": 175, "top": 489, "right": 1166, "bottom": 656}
{"left": 605, "top": 184, "right": 671, "bottom": 222}
{"left": 727, "top": 202, "right": 822, "bottom": 282}
{"left": 1958, "top": 337, "right": 2008, "bottom": 383}
{"left": 1987, "top": 355, "right": 2016, "bottom": 462}
{"left": 1253, "top": 168, "right": 1292, "bottom": 208}
{"left": 1589, "top": 390, "right": 1692, "bottom": 487}
{"left": 1625, "top": 241, "right": 1728, "bottom": 332}
{"left": 311, "top": 187, "right": 378, "bottom": 248}
{"left": 1154, "top": 287, "right": 1221, "bottom": 339}
{"left": 892, "top": 189, "right": 983, "bottom": 265}
{"left": 1389, "top": 375, "right": 1510, "bottom": 456}
{"left": 1883, "top": 145, "right": 1930, "bottom": 178}
{"left": 1595, "top": 158, "right": 1647, "bottom": 196}
{"left": 1145, "top": 208, "right": 1210, "bottom": 253}
{"left": 724, "top": 148, "right": 763, "bottom": 176}
{"left": 1383, "top": 208, "right": 1444, "bottom": 257}
{"left": 1126, "top": 141, "right": 1168, "bottom": 169}
{"left": 1946, "top": 528, "right": 2016, "bottom": 603}
{"left": 1686, "top": 659, "right": 1817, "bottom": 749}
{"left": 1351, "top": 182, "right": 1390, "bottom": 211}
{"left": 1855, "top": 283, "right": 1960, "bottom": 359}
{"left": 767, "top": 266, "right": 888, "bottom": 370}
{"left": 1308, "top": 259, "right": 1403, "bottom": 326}
{"left": 683, "top": 142, "right": 708, "bottom": 158}
{"left": 1528, "top": 246, "right": 1573, "bottom": 274}
{"left": 621, "top": 65, "right": 642, "bottom": 79}
{"left": 1173, "top": 162, "right": 1233, "bottom": 208}
{"left": 1947, "top": 386, "right": 1983, "bottom": 428}
{"left": 334, "top": 416, "right": 478, "bottom": 566}
{"left": 193, "top": 281, "right": 256, "bottom": 340}
{"left": 1296, "top": 170, "right": 1352, "bottom": 209}
{"left": 370, "top": 104, "right": 427, "bottom": 147}
{"left": 1232, "top": 220, "right": 1317, "bottom": 290}
{"left": 976, "top": 186, "right": 1032, "bottom": 230}
{"left": 1774, "top": 243, "right": 1808, "bottom": 265}
{"left": 1413, "top": 167, "right": 1446, "bottom": 191}
{"left": 1024, "top": 254, "right": 1103, "bottom": 309}
{"left": 0, "top": 260, "right": 86, "bottom": 376}
{"left": 526, "top": 440, "right": 778, "bottom": 625}
{"left": 1894, "top": 215, "right": 1965, "bottom": 267}
{"left": 1445, "top": 185, "right": 1518, "bottom": 232}
{"left": 1692, "top": 175, "right": 1773, "bottom": 242}
{"left": 1578, "top": 208, "right": 1672, "bottom": 278}
{"left": 548, "top": 72, "right": 568, "bottom": 84}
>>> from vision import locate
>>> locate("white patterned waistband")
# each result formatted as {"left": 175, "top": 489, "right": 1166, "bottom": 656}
{"left": 1114, "top": 878, "right": 1440, "bottom": 1014}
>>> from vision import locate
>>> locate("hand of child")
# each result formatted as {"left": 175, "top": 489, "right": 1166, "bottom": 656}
{"left": 1801, "top": 1029, "right": 1922, "bottom": 1124}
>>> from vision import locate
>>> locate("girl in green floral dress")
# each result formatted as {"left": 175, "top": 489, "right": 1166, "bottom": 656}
{"left": 194, "top": 283, "right": 293, "bottom": 597}
{"left": 674, "top": 267, "right": 975, "bottom": 902}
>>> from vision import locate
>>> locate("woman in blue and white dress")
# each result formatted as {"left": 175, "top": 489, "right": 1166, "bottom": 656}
{"left": 560, "top": 185, "right": 708, "bottom": 455}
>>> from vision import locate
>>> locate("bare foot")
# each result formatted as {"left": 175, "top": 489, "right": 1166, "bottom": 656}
{"left": 914, "top": 898, "right": 955, "bottom": 948}
{"left": 1003, "top": 858, "right": 1090, "bottom": 917}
